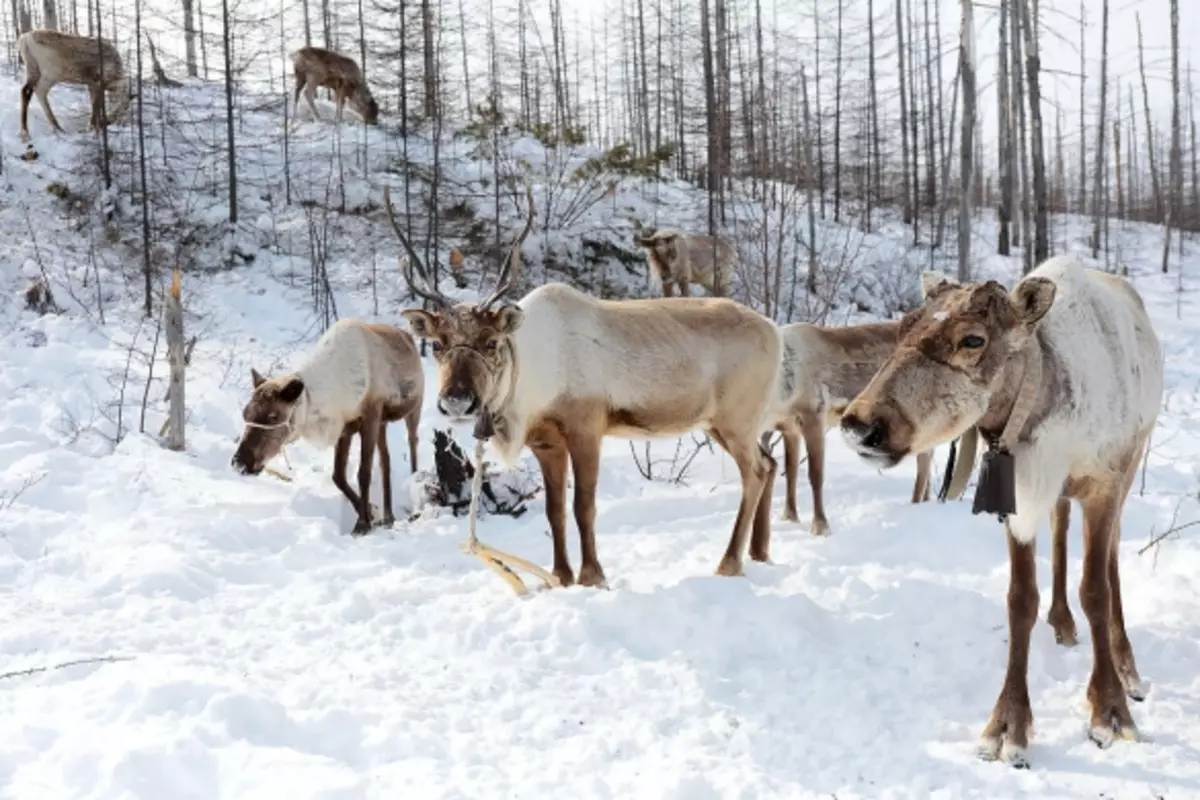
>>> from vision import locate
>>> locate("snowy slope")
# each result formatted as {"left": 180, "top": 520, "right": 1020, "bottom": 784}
{"left": 2, "top": 79, "right": 1200, "bottom": 800}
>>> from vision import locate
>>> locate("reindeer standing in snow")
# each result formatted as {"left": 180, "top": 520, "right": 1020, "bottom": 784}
{"left": 290, "top": 45, "right": 379, "bottom": 125}
{"left": 389, "top": 186, "right": 783, "bottom": 588}
{"left": 764, "top": 320, "right": 942, "bottom": 535}
{"left": 18, "top": 29, "right": 131, "bottom": 142}
{"left": 840, "top": 257, "right": 1163, "bottom": 767}
{"left": 231, "top": 319, "right": 424, "bottom": 535}
{"left": 633, "top": 228, "right": 735, "bottom": 298}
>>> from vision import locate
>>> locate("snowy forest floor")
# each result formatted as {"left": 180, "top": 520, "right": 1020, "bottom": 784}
{"left": 1, "top": 76, "right": 1200, "bottom": 799}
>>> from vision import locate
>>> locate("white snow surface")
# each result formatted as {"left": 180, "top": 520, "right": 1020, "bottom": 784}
{"left": 2, "top": 79, "right": 1200, "bottom": 800}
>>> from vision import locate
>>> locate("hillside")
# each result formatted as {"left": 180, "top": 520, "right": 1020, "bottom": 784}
{"left": 1, "top": 75, "right": 1200, "bottom": 799}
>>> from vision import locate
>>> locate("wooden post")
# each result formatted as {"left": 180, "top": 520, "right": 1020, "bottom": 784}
{"left": 164, "top": 269, "right": 186, "bottom": 451}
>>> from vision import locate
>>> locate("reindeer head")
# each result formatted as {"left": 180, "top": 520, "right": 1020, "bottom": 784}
{"left": 351, "top": 85, "right": 380, "bottom": 125}
{"left": 388, "top": 183, "right": 536, "bottom": 423}
{"left": 839, "top": 271, "right": 1057, "bottom": 467}
{"left": 231, "top": 368, "right": 305, "bottom": 475}
{"left": 633, "top": 229, "right": 680, "bottom": 281}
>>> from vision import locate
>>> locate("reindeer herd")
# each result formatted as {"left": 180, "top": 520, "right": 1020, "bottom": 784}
{"left": 18, "top": 25, "right": 1169, "bottom": 775}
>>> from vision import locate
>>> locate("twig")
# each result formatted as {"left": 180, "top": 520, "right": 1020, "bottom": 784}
{"left": 0, "top": 654, "right": 135, "bottom": 681}
{"left": 1138, "top": 497, "right": 1200, "bottom": 560}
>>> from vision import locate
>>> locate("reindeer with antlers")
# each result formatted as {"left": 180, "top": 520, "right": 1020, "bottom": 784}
{"left": 388, "top": 185, "right": 784, "bottom": 588}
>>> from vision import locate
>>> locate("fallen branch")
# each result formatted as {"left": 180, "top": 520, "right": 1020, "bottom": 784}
{"left": 1138, "top": 497, "right": 1200, "bottom": 557}
{"left": 0, "top": 654, "right": 135, "bottom": 681}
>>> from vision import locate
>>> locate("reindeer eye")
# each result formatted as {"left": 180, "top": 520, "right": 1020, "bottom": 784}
{"left": 485, "top": 340, "right": 499, "bottom": 351}
{"left": 430, "top": 340, "right": 443, "bottom": 352}
{"left": 960, "top": 335, "right": 986, "bottom": 350}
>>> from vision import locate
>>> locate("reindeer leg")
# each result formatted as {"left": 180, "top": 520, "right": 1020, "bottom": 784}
{"left": 1047, "top": 496, "right": 1078, "bottom": 646}
{"left": 331, "top": 425, "right": 366, "bottom": 521}
{"left": 19, "top": 82, "right": 35, "bottom": 142}
{"left": 334, "top": 87, "right": 346, "bottom": 122}
{"left": 376, "top": 417, "right": 395, "bottom": 527}
{"left": 677, "top": 277, "right": 691, "bottom": 297}
{"left": 780, "top": 424, "right": 801, "bottom": 522}
{"left": 292, "top": 69, "right": 305, "bottom": 113}
{"left": 303, "top": 79, "right": 323, "bottom": 122}
{"left": 661, "top": 281, "right": 675, "bottom": 298}
{"left": 531, "top": 434, "right": 572, "bottom": 588}
{"left": 978, "top": 526, "right": 1039, "bottom": 768}
{"left": 566, "top": 418, "right": 607, "bottom": 589}
{"left": 405, "top": 403, "right": 421, "bottom": 475}
{"left": 1077, "top": 476, "right": 1138, "bottom": 747}
{"left": 86, "top": 84, "right": 100, "bottom": 132}
{"left": 35, "top": 87, "right": 66, "bottom": 134}
{"left": 711, "top": 427, "right": 772, "bottom": 577}
{"left": 912, "top": 450, "right": 933, "bottom": 503}
{"left": 748, "top": 438, "right": 778, "bottom": 563}
{"left": 1109, "top": 433, "right": 1150, "bottom": 701}
{"left": 799, "top": 410, "right": 830, "bottom": 537}
{"left": 352, "top": 406, "right": 381, "bottom": 534}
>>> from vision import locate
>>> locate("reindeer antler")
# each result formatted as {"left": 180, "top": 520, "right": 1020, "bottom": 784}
{"left": 383, "top": 185, "right": 453, "bottom": 311}
{"left": 479, "top": 182, "right": 537, "bottom": 311}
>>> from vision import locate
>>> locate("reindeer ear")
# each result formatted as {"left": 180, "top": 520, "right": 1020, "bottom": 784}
{"left": 401, "top": 309, "right": 437, "bottom": 339}
{"left": 1009, "top": 277, "right": 1056, "bottom": 327}
{"left": 494, "top": 304, "right": 524, "bottom": 335}
{"left": 279, "top": 377, "right": 305, "bottom": 404}
{"left": 251, "top": 367, "right": 266, "bottom": 388}
{"left": 920, "top": 271, "right": 958, "bottom": 300}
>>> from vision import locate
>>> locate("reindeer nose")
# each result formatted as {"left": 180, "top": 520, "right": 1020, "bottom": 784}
{"left": 438, "top": 391, "right": 478, "bottom": 419}
{"left": 840, "top": 413, "right": 888, "bottom": 452}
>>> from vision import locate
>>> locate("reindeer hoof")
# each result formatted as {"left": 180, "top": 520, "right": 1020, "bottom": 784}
{"left": 552, "top": 565, "right": 575, "bottom": 587}
{"left": 351, "top": 519, "right": 372, "bottom": 536}
{"left": 577, "top": 562, "right": 608, "bottom": 589}
{"left": 380, "top": 514, "right": 396, "bottom": 528}
{"left": 714, "top": 558, "right": 744, "bottom": 577}
{"left": 810, "top": 519, "right": 831, "bottom": 537}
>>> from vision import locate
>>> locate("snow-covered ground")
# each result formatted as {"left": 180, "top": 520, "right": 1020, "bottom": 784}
{"left": 2, "top": 76, "right": 1200, "bottom": 799}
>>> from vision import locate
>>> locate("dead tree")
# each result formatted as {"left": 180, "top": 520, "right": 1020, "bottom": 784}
{"left": 165, "top": 270, "right": 186, "bottom": 451}
{"left": 957, "top": 0, "right": 975, "bottom": 282}
{"left": 1016, "top": 0, "right": 1048, "bottom": 264}
{"left": 1090, "top": 0, "right": 1109, "bottom": 258}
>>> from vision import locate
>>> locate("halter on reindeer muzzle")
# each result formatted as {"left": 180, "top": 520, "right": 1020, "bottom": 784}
{"left": 385, "top": 183, "right": 559, "bottom": 596}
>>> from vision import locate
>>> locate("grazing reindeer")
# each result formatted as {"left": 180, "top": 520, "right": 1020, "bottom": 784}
{"left": 18, "top": 29, "right": 131, "bottom": 142}
{"left": 291, "top": 45, "right": 379, "bottom": 125}
{"left": 765, "top": 320, "right": 943, "bottom": 535}
{"left": 633, "top": 228, "right": 735, "bottom": 298}
{"left": 231, "top": 318, "right": 424, "bottom": 534}
{"left": 840, "top": 256, "right": 1163, "bottom": 767}
{"left": 390, "top": 188, "right": 782, "bottom": 588}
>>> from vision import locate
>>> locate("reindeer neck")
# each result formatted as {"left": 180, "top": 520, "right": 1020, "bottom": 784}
{"left": 976, "top": 333, "right": 1047, "bottom": 452}
{"left": 481, "top": 339, "right": 522, "bottom": 447}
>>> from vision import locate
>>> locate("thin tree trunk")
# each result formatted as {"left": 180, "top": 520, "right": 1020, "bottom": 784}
{"left": 801, "top": 63, "right": 818, "bottom": 293}
{"left": 997, "top": 0, "right": 1011, "bottom": 255}
{"left": 1016, "top": 0, "right": 1048, "bottom": 263}
{"left": 1090, "top": 0, "right": 1110, "bottom": 257}
{"left": 958, "top": 0, "right": 975, "bottom": 281}
{"left": 1136, "top": 13, "right": 1162, "bottom": 221}
{"left": 165, "top": 270, "right": 186, "bottom": 451}
{"left": 866, "top": 0, "right": 880, "bottom": 231}
{"left": 921, "top": 0, "right": 936, "bottom": 211}
{"left": 1162, "top": 0, "right": 1181, "bottom": 273}
{"left": 1114, "top": 84, "right": 1124, "bottom": 221}
{"left": 1010, "top": 0, "right": 1029, "bottom": 267}
{"left": 182, "top": 0, "right": 197, "bottom": 76}
{"left": 457, "top": 0, "right": 471, "bottom": 116}
{"left": 895, "top": 0, "right": 912, "bottom": 225}
{"left": 421, "top": 0, "right": 437, "bottom": 118}
{"left": 221, "top": 0, "right": 236, "bottom": 223}
{"left": 1077, "top": 0, "right": 1085, "bottom": 214}
{"left": 833, "top": 0, "right": 844, "bottom": 221}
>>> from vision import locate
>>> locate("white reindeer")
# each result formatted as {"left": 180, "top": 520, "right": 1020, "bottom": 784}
{"left": 18, "top": 29, "right": 131, "bottom": 142}
{"left": 231, "top": 318, "right": 424, "bottom": 535}
{"left": 389, "top": 186, "right": 783, "bottom": 589}
{"left": 840, "top": 256, "right": 1163, "bottom": 768}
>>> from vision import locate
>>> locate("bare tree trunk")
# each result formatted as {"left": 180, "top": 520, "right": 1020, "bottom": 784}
{"left": 165, "top": 270, "right": 186, "bottom": 452}
{"left": 812, "top": 0, "right": 824, "bottom": 218}
{"left": 41, "top": 0, "right": 56, "bottom": 28}
{"left": 958, "top": 0, "right": 975, "bottom": 282}
{"left": 997, "top": 0, "right": 1012, "bottom": 255}
{"left": 921, "top": 0, "right": 936, "bottom": 211}
{"left": 421, "top": 0, "right": 437, "bottom": 118}
{"left": 1077, "top": 0, "right": 1085, "bottom": 214}
{"left": 1016, "top": 0, "right": 1047, "bottom": 264}
{"left": 867, "top": 0, "right": 881, "bottom": 231}
{"left": 801, "top": 63, "right": 818, "bottom": 293}
{"left": 833, "top": 0, "right": 844, "bottom": 221}
{"left": 457, "top": 0, "right": 471, "bottom": 116}
{"left": 136, "top": 0, "right": 151, "bottom": 313}
{"left": 1136, "top": 13, "right": 1162, "bottom": 222}
{"left": 1114, "top": 84, "right": 1124, "bottom": 221}
{"left": 221, "top": 0, "right": 236, "bottom": 224}
{"left": 895, "top": 0, "right": 912, "bottom": 225}
{"left": 1189, "top": 67, "right": 1199, "bottom": 230}
{"left": 1009, "top": 0, "right": 1029, "bottom": 268}
{"left": 182, "top": 0, "right": 197, "bottom": 76}
{"left": 1090, "top": 0, "right": 1109, "bottom": 257}
{"left": 1162, "top": 0, "right": 1181, "bottom": 273}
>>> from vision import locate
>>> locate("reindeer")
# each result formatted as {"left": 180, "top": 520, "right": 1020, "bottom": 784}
{"left": 390, "top": 187, "right": 782, "bottom": 588}
{"left": 290, "top": 45, "right": 379, "bottom": 125}
{"left": 633, "top": 228, "right": 735, "bottom": 298}
{"left": 231, "top": 318, "right": 424, "bottom": 535}
{"left": 765, "top": 320, "right": 941, "bottom": 535}
{"left": 839, "top": 256, "right": 1163, "bottom": 768}
{"left": 18, "top": 29, "right": 131, "bottom": 142}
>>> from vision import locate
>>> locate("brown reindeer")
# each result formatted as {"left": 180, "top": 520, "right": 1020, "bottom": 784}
{"left": 291, "top": 46, "right": 379, "bottom": 125}
{"left": 231, "top": 318, "right": 424, "bottom": 534}
{"left": 389, "top": 187, "right": 782, "bottom": 588}
{"left": 765, "top": 320, "right": 939, "bottom": 535}
{"left": 633, "top": 228, "right": 735, "bottom": 298}
{"left": 840, "top": 257, "right": 1163, "bottom": 767}
{"left": 18, "top": 29, "right": 131, "bottom": 142}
